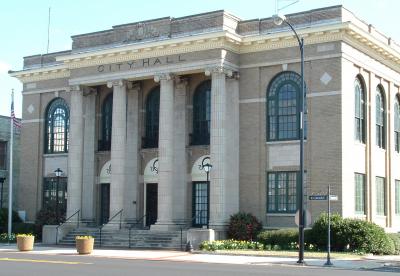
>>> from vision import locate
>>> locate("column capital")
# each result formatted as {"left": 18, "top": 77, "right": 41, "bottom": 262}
{"left": 205, "top": 67, "right": 239, "bottom": 79}
{"left": 204, "top": 66, "right": 232, "bottom": 77}
{"left": 107, "top": 79, "right": 127, "bottom": 88}
{"left": 154, "top": 73, "right": 173, "bottom": 83}
{"left": 174, "top": 76, "right": 189, "bottom": 90}
{"left": 82, "top": 86, "right": 98, "bottom": 96}
{"left": 127, "top": 81, "right": 141, "bottom": 92}
{"left": 67, "top": 85, "right": 82, "bottom": 92}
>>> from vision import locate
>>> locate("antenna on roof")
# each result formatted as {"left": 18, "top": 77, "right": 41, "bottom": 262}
{"left": 46, "top": 7, "right": 51, "bottom": 54}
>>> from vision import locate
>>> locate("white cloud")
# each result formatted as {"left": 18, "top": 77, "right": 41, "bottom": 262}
{"left": 0, "top": 61, "right": 10, "bottom": 74}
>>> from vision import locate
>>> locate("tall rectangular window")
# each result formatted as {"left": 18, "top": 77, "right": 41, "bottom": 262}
{"left": 0, "top": 141, "right": 6, "bottom": 170}
{"left": 396, "top": 180, "right": 400, "bottom": 215}
{"left": 355, "top": 78, "right": 366, "bottom": 143}
{"left": 267, "top": 171, "right": 298, "bottom": 213}
{"left": 355, "top": 173, "right": 365, "bottom": 214}
{"left": 376, "top": 177, "right": 386, "bottom": 216}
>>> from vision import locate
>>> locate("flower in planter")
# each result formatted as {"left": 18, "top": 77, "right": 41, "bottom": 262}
{"left": 75, "top": 235, "right": 93, "bottom": 240}
{"left": 16, "top": 234, "right": 34, "bottom": 238}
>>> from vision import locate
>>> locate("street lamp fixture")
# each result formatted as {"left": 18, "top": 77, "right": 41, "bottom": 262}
{"left": 0, "top": 177, "right": 5, "bottom": 209}
{"left": 54, "top": 168, "right": 63, "bottom": 224}
{"left": 272, "top": 13, "right": 306, "bottom": 265}
{"left": 203, "top": 162, "right": 212, "bottom": 229}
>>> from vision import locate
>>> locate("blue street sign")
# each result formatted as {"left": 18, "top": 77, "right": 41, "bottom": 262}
{"left": 309, "top": 195, "right": 328, "bottom": 200}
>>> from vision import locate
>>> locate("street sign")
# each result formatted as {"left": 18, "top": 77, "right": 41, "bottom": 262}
{"left": 309, "top": 195, "right": 327, "bottom": 200}
{"left": 309, "top": 195, "right": 339, "bottom": 201}
{"left": 329, "top": 195, "right": 338, "bottom": 201}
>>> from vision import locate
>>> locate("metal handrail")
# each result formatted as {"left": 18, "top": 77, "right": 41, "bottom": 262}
{"left": 128, "top": 214, "right": 147, "bottom": 248}
{"left": 99, "top": 209, "right": 123, "bottom": 247}
{"left": 55, "top": 209, "right": 80, "bottom": 245}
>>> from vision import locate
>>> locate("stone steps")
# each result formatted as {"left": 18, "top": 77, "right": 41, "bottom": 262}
{"left": 58, "top": 227, "right": 187, "bottom": 250}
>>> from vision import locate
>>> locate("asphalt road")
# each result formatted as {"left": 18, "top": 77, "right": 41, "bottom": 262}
{"left": 0, "top": 251, "right": 397, "bottom": 276}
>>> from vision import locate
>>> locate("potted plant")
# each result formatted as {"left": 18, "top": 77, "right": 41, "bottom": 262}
{"left": 75, "top": 236, "right": 94, "bottom": 254}
{"left": 16, "top": 234, "right": 35, "bottom": 251}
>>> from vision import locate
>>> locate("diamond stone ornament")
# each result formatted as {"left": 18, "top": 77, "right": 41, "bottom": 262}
{"left": 320, "top": 72, "right": 332, "bottom": 85}
{"left": 27, "top": 104, "right": 35, "bottom": 114}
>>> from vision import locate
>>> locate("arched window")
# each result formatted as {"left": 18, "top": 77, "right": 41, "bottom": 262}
{"left": 45, "top": 97, "right": 69, "bottom": 153}
{"left": 267, "top": 71, "right": 303, "bottom": 141}
{"left": 395, "top": 96, "right": 400, "bottom": 153}
{"left": 99, "top": 93, "right": 113, "bottom": 151}
{"left": 144, "top": 86, "right": 160, "bottom": 148}
{"left": 192, "top": 80, "right": 211, "bottom": 145}
{"left": 355, "top": 77, "right": 366, "bottom": 143}
{"left": 376, "top": 86, "right": 386, "bottom": 149}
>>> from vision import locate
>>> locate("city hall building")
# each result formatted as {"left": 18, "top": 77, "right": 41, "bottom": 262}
{"left": 10, "top": 5, "right": 400, "bottom": 233}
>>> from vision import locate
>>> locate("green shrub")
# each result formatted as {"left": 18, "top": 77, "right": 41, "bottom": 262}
{"left": 388, "top": 233, "right": 400, "bottom": 255}
{"left": 35, "top": 209, "right": 64, "bottom": 226}
{"left": 342, "top": 219, "right": 395, "bottom": 255}
{"left": 306, "top": 213, "right": 345, "bottom": 251}
{"left": 307, "top": 213, "right": 396, "bottom": 255}
{"left": 0, "top": 208, "right": 22, "bottom": 232}
{"left": 199, "top": 239, "right": 264, "bottom": 251}
{"left": 227, "top": 212, "right": 262, "bottom": 241}
{"left": 12, "top": 222, "right": 40, "bottom": 236}
{"left": 257, "top": 229, "right": 298, "bottom": 250}
{"left": 0, "top": 233, "right": 15, "bottom": 242}
{"left": 34, "top": 209, "right": 65, "bottom": 241}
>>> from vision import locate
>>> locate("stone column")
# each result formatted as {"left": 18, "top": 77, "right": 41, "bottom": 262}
{"left": 82, "top": 87, "right": 97, "bottom": 222}
{"left": 124, "top": 82, "right": 140, "bottom": 223}
{"left": 67, "top": 86, "right": 84, "bottom": 218}
{"left": 226, "top": 75, "right": 240, "bottom": 220}
{"left": 173, "top": 77, "right": 188, "bottom": 225}
{"left": 108, "top": 80, "right": 127, "bottom": 219}
{"left": 152, "top": 73, "right": 176, "bottom": 230}
{"left": 207, "top": 67, "right": 240, "bottom": 230}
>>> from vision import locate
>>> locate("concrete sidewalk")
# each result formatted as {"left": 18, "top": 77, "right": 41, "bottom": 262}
{"left": 0, "top": 244, "right": 397, "bottom": 270}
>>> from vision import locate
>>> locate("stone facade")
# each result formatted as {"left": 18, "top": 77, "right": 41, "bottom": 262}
{"left": 0, "top": 116, "right": 21, "bottom": 214}
{"left": 10, "top": 5, "right": 400, "bottom": 232}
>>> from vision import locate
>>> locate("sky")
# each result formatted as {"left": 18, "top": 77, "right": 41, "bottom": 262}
{"left": 1, "top": 0, "right": 399, "bottom": 118}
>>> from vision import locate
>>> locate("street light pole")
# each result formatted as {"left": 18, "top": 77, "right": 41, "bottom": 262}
{"left": 203, "top": 163, "right": 212, "bottom": 229}
{"left": 272, "top": 13, "right": 306, "bottom": 264}
{"left": 0, "top": 177, "right": 5, "bottom": 209}
{"left": 54, "top": 168, "right": 63, "bottom": 224}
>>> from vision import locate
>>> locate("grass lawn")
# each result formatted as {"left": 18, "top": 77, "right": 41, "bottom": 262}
{"left": 200, "top": 249, "right": 368, "bottom": 259}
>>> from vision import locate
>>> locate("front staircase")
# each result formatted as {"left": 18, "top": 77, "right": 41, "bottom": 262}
{"left": 58, "top": 227, "right": 187, "bottom": 250}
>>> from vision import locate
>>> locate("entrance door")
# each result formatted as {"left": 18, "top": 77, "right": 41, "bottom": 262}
{"left": 146, "top": 183, "right": 158, "bottom": 227}
{"left": 192, "top": 182, "right": 209, "bottom": 227}
{"left": 100, "top": 183, "right": 110, "bottom": 225}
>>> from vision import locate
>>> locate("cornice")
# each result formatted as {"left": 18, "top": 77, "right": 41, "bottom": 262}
{"left": 60, "top": 31, "right": 241, "bottom": 68}
{"left": 10, "top": 22, "right": 400, "bottom": 83}
{"left": 64, "top": 38, "right": 240, "bottom": 69}
{"left": 11, "top": 68, "right": 70, "bottom": 83}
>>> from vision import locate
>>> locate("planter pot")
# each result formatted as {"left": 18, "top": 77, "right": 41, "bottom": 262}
{"left": 17, "top": 236, "right": 35, "bottom": 251}
{"left": 76, "top": 238, "right": 94, "bottom": 254}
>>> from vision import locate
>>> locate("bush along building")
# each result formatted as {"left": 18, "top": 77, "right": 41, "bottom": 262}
{"left": 9, "top": 5, "right": 400, "bottom": 247}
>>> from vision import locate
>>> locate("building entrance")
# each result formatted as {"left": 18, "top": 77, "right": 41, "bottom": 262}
{"left": 146, "top": 183, "right": 158, "bottom": 227}
{"left": 100, "top": 183, "right": 110, "bottom": 225}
